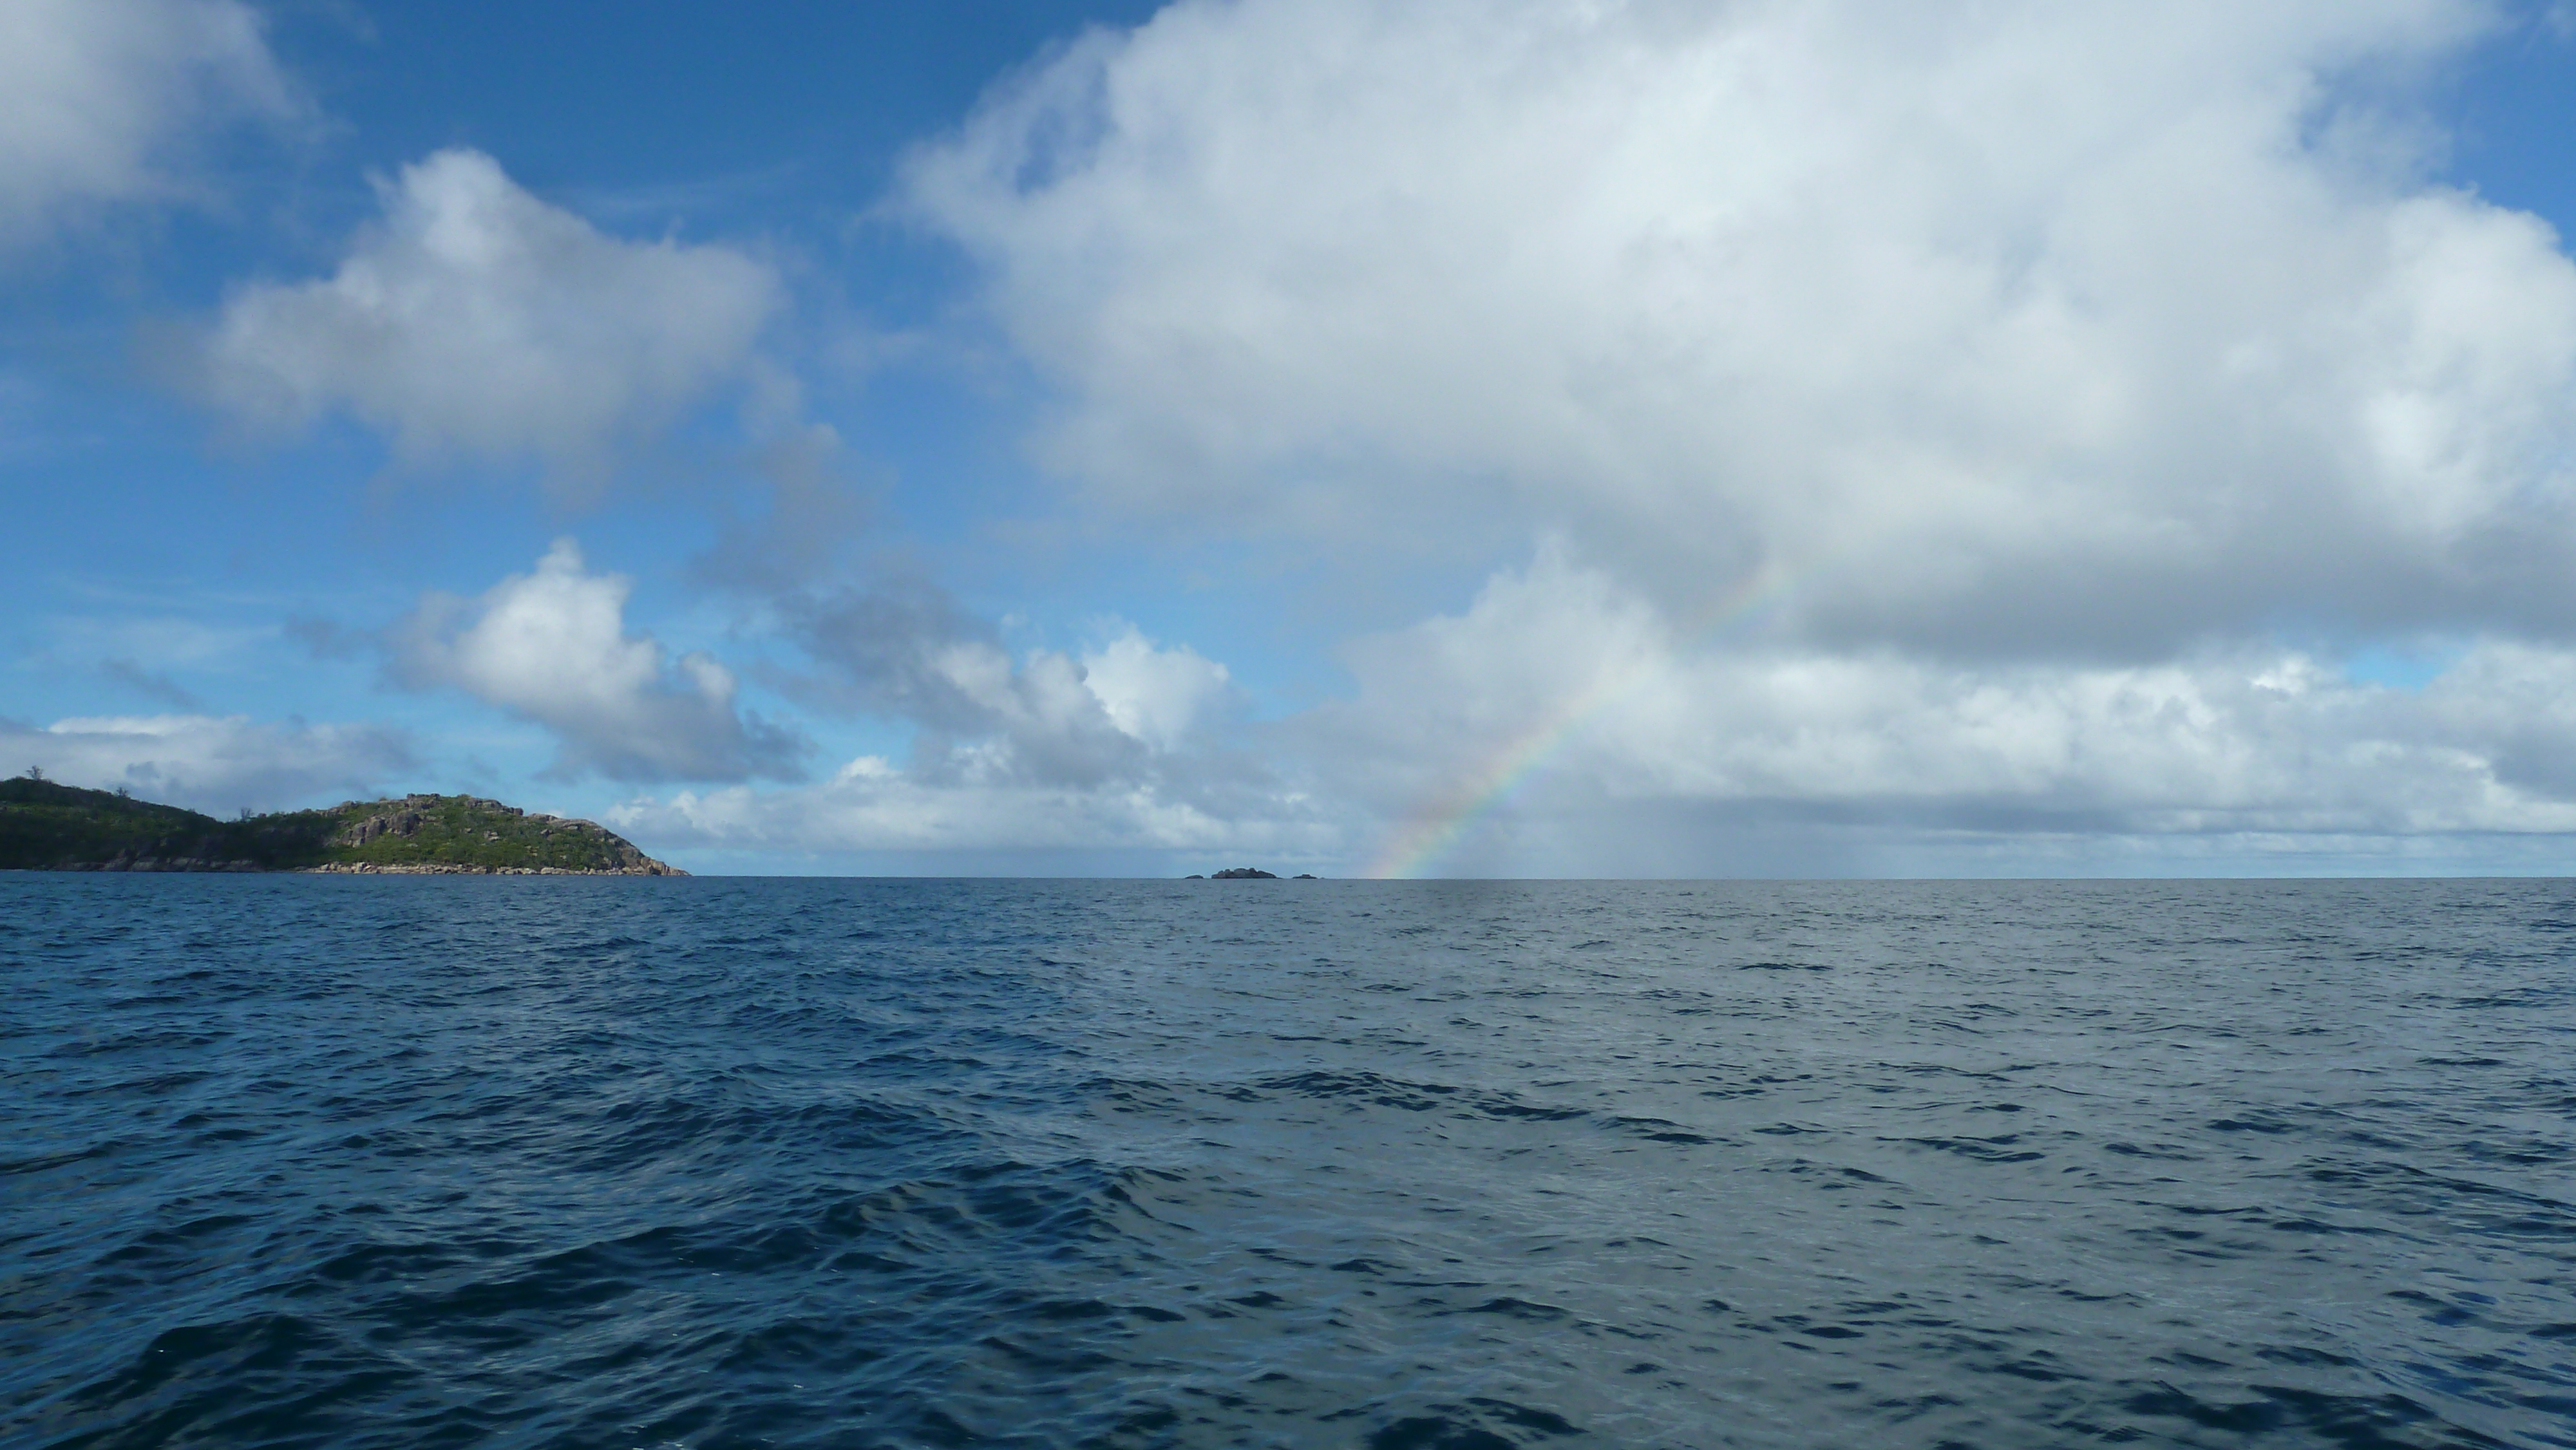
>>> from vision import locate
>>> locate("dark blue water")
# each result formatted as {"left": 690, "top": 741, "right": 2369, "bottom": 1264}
{"left": 5, "top": 877, "right": 2573, "bottom": 1449}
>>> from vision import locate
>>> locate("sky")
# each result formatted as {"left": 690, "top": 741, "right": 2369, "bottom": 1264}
{"left": 7, "top": 0, "right": 2576, "bottom": 878}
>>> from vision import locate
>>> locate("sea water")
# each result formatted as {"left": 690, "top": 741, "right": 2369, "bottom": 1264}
{"left": 3, "top": 876, "right": 2571, "bottom": 1449}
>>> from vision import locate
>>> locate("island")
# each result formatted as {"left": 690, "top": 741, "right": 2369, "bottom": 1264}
{"left": 0, "top": 777, "right": 684, "bottom": 875}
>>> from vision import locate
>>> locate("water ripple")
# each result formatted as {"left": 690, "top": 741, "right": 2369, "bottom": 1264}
{"left": 3, "top": 876, "right": 2572, "bottom": 1448}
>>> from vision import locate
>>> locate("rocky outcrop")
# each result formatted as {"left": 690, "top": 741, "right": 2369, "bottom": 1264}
{"left": 305, "top": 796, "right": 685, "bottom": 875}
{"left": 337, "top": 809, "right": 424, "bottom": 846}
{"left": 1209, "top": 867, "right": 1280, "bottom": 879}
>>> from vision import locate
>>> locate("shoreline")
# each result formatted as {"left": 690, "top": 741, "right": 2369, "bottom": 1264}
{"left": 19, "top": 861, "right": 683, "bottom": 876}
{"left": 301, "top": 861, "right": 685, "bottom": 876}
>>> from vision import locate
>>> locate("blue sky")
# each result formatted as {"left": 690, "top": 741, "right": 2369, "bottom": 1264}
{"left": 8, "top": 0, "right": 2576, "bottom": 876}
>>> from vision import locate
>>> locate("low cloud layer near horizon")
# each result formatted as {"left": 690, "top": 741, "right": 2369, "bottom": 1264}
{"left": 14, "top": 0, "right": 2576, "bottom": 874}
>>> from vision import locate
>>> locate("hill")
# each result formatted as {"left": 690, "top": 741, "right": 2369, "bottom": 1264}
{"left": 0, "top": 778, "right": 684, "bottom": 874}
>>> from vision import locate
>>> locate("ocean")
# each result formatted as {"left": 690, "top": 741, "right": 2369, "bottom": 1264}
{"left": 3, "top": 875, "right": 2571, "bottom": 1449}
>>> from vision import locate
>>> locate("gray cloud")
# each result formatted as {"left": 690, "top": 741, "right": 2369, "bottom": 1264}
{"left": 283, "top": 614, "right": 370, "bottom": 662}
{"left": 99, "top": 657, "right": 203, "bottom": 711}
{"left": 3, "top": 712, "right": 413, "bottom": 815}
{"left": 1292, "top": 546, "right": 2576, "bottom": 872}
{"left": 598, "top": 574, "right": 1296, "bottom": 859}
{"left": 688, "top": 412, "right": 877, "bottom": 594}
{"left": 777, "top": 569, "right": 1256, "bottom": 792}
{"left": 781, "top": 576, "right": 1005, "bottom": 728}
{"left": 0, "top": 0, "right": 292, "bottom": 250}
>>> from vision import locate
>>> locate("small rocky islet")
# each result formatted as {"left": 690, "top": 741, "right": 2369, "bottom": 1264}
{"left": 0, "top": 777, "right": 682, "bottom": 875}
{"left": 1184, "top": 867, "right": 1321, "bottom": 880}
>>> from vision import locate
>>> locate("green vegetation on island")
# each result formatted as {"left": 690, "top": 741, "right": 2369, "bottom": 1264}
{"left": 0, "top": 775, "right": 684, "bottom": 874}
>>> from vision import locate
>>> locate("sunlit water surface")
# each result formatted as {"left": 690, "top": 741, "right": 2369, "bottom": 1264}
{"left": 4, "top": 876, "right": 2572, "bottom": 1449}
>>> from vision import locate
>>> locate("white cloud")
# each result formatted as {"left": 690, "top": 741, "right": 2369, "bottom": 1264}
{"left": 650, "top": 545, "right": 2576, "bottom": 872}
{"left": 905, "top": 625, "right": 1236, "bottom": 780}
{"left": 201, "top": 149, "right": 780, "bottom": 481}
{"left": 0, "top": 0, "right": 291, "bottom": 249}
{"left": 828, "top": 0, "right": 2576, "bottom": 872}
{"left": 611, "top": 751, "right": 1332, "bottom": 860}
{"left": 1081, "top": 626, "right": 1231, "bottom": 751}
{"left": 345, "top": 1, "right": 2576, "bottom": 874}
{"left": 1303, "top": 547, "right": 2576, "bottom": 873}
{"left": 904, "top": 0, "right": 2576, "bottom": 655}
{"left": 386, "top": 540, "right": 802, "bottom": 782}
{"left": 782, "top": 585, "right": 1242, "bottom": 786}
{"left": 3, "top": 713, "right": 412, "bottom": 815}
{"left": 605, "top": 596, "right": 1300, "bottom": 862}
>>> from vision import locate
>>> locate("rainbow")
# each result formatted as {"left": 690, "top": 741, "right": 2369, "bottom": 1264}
{"left": 1364, "top": 556, "right": 1804, "bottom": 879}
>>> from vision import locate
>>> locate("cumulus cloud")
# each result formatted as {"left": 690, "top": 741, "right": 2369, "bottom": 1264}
{"left": 468, "top": 1, "right": 2576, "bottom": 873}
{"left": 1082, "top": 626, "right": 1233, "bottom": 751}
{"left": 3, "top": 713, "right": 412, "bottom": 815}
{"left": 0, "top": 0, "right": 291, "bottom": 249}
{"left": 386, "top": 540, "right": 804, "bottom": 783}
{"left": 200, "top": 149, "right": 780, "bottom": 480}
{"left": 602, "top": 583, "right": 1293, "bottom": 860}
{"left": 782, "top": 581, "right": 1238, "bottom": 786}
{"left": 1302, "top": 547, "right": 2576, "bottom": 873}
{"left": 904, "top": 0, "right": 2576, "bottom": 656}
{"left": 804, "top": 0, "right": 2576, "bottom": 872}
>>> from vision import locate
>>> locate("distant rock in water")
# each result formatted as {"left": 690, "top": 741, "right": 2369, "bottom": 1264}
{"left": 1208, "top": 867, "right": 1279, "bottom": 879}
{"left": 0, "top": 778, "right": 683, "bottom": 875}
